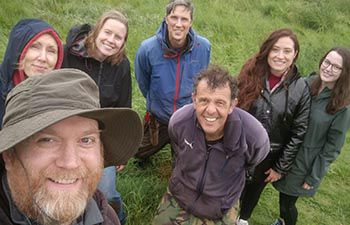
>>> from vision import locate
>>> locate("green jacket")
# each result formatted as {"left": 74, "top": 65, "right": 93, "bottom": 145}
{"left": 273, "top": 76, "right": 350, "bottom": 196}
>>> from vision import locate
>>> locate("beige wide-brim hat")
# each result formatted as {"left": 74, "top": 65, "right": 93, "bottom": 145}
{"left": 0, "top": 69, "right": 142, "bottom": 170}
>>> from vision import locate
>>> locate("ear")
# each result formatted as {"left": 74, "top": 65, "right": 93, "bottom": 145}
{"left": 2, "top": 150, "right": 15, "bottom": 171}
{"left": 229, "top": 98, "right": 238, "bottom": 114}
{"left": 192, "top": 93, "right": 196, "bottom": 105}
{"left": 294, "top": 50, "right": 298, "bottom": 60}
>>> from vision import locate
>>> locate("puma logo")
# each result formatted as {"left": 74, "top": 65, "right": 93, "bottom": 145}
{"left": 184, "top": 138, "right": 194, "bottom": 149}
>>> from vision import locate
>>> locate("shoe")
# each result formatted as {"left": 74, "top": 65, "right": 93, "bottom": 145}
{"left": 270, "top": 218, "right": 285, "bottom": 225}
{"left": 236, "top": 218, "right": 249, "bottom": 225}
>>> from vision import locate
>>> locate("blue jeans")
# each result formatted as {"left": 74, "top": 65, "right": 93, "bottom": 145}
{"left": 98, "top": 166, "right": 126, "bottom": 225}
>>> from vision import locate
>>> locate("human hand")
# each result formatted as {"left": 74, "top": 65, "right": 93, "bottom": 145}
{"left": 302, "top": 182, "right": 313, "bottom": 190}
{"left": 116, "top": 165, "right": 125, "bottom": 172}
{"left": 264, "top": 168, "right": 282, "bottom": 183}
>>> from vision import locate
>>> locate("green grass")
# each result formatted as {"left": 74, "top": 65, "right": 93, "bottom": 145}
{"left": 0, "top": 0, "right": 349, "bottom": 224}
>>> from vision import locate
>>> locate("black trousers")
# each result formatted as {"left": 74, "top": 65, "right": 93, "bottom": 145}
{"left": 279, "top": 192, "right": 299, "bottom": 225}
{"left": 239, "top": 152, "right": 279, "bottom": 220}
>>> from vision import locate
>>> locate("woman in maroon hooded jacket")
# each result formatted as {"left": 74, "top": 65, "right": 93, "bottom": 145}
{"left": 0, "top": 18, "right": 63, "bottom": 125}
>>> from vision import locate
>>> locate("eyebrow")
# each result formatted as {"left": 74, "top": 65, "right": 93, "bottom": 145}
{"left": 272, "top": 46, "right": 293, "bottom": 49}
{"left": 31, "top": 41, "right": 41, "bottom": 46}
{"left": 47, "top": 45, "right": 58, "bottom": 49}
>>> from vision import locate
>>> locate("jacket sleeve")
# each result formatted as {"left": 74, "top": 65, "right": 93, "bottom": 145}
{"left": 274, "top": 82, "right": 311, "bottom": 174}
{"left": 206, "top": 41, "right": 211, "bottom": 67}
{"left": 245, "top": 115, "right": 270, "bottom": 169}
{"left": 304, "top": 108, "right": 350, "bottom": 187}
{"left": 114, "top": 58, "right": 132, "bottom": 108}
{"left": 134, "top": 43, "right": 151, "bottom": 99}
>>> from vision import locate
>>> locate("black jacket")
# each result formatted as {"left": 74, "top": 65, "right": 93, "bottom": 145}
{"left": 62, "top": 24, "right": 131, "bottom": 108}
{"left": 249, "top": 66, "right": 311, "bottom": 174}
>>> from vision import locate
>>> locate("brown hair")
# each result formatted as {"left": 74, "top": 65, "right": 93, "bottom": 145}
{"left": 193, "top": 65, "right": 238, "bottom": 100}
{"left": 166, "top": 0, "right": 194, "bottom": 20}
{"left": 85, "top": 10, "right": 128, "bottom": 65}
{"left": 237, "top": 28, "right": 299, "bottom": 110}
{"left": 310, "top": 47, "right": 350, "bottom": 114}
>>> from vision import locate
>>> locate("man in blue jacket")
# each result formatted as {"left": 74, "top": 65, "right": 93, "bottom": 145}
{"left": 152, "top": 65, "right": 269, "bottom": 224}
{"left": 134, "top": 0, "right": 211, "bottom": 162}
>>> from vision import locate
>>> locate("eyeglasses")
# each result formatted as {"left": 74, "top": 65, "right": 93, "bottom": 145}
{"left": 321, "top": 59, "right": 343, "bottom": 73}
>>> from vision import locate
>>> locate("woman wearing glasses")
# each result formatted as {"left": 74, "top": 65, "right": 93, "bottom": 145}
{"left": 272, "top": 47, "right": 350, "bottom": 225}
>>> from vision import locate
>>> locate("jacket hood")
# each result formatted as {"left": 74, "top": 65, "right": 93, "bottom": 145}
{"left": 65, "top": 23, "right": 92, "bottom": 57}
{"left": 156, "top": 19, "right": 196, "bottom": 55}
{"left": 0, "top": 19, "right": 63, "bottom": 98}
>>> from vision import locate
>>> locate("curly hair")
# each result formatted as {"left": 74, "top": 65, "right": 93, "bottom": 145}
{"left": 193, "top": 65, "right": 238, "bottom": 100}
{"left": 310, "top": 47, "right": 350, "bottom": 114}
{"left": 85, "top": 10, "right": 128, "bottom": 65}
{"left": 237, "top": 28, "right": 299, "bottom": 110}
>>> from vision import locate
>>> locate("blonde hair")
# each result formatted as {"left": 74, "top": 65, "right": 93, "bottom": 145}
{"left": 85, "top": 10, "right": 128, "bottom": 65}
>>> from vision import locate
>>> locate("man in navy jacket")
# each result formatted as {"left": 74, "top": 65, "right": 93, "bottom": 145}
{"left": 152, "top": 65, "right": 269, "bottom": 224}
{"left": 134, "top": 0, "right": 211, "bottom": 162}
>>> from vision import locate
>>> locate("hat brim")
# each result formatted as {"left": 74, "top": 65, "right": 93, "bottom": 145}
{"left": 0, "top": 108, "right": 142, "bottom": 167}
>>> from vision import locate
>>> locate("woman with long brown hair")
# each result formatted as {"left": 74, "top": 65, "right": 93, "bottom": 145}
{"left": 236, "top": 28, "right": 311, "bottom": 225}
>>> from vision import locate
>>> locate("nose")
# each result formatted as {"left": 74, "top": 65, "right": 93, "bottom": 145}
{"left": 37, "top": 49, "right": 48, "bottom": 62}
{"left": 276, "top": 50, "right": 284, "bottom": 58}
{"left": 55, "top": 142, "right": 81, "bottom": 169}
{"left": 175, "top": 18, "right": 183, "bottom": 26}
{"left": 205, "top": 102, "right": 216, "bottom": 115}
{"left": 107, "top": 35, "right": 115, "bottom": 43}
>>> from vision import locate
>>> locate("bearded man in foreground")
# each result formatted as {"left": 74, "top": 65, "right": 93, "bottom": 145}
{"left": 0, "top": 69, "right": 142, "bottom": 225}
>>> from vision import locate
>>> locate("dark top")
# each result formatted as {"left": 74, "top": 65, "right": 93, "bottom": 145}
{"left": 62, "top": 24, "right": 131, "bottom": 108}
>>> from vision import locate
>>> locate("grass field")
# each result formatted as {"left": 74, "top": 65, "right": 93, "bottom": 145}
{"left": 0, "top": 0, "right": 349, "bottom": 224}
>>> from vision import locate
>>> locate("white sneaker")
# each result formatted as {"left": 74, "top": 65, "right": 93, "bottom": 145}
{"left": 236, "top": 218, "right": 249, "bottom": 225}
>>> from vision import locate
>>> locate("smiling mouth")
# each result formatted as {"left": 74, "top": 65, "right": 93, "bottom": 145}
{"left": 174, "top": 29, "right": 184, "bottom": 34}
{"left": 322, "top": 72, "right": 333, "bottom": 78}
{"left": 273, "top": 61, "right": 286, "bottom": 65}
{"left": 48, "top": 178, "right": 78, "bottom": 185}
{"left": 102, "top": 43, "right": 115, "bottom": 50}
{"left": 32, "top": 65, "right": 48, "bottom": 70}
{"left": 205, "top": 117, "right": 217, "bottom": 122}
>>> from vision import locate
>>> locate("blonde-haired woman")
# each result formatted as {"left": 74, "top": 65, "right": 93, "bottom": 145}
{"left": 62, "top": 10, "right": 131, "bottom": 225}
